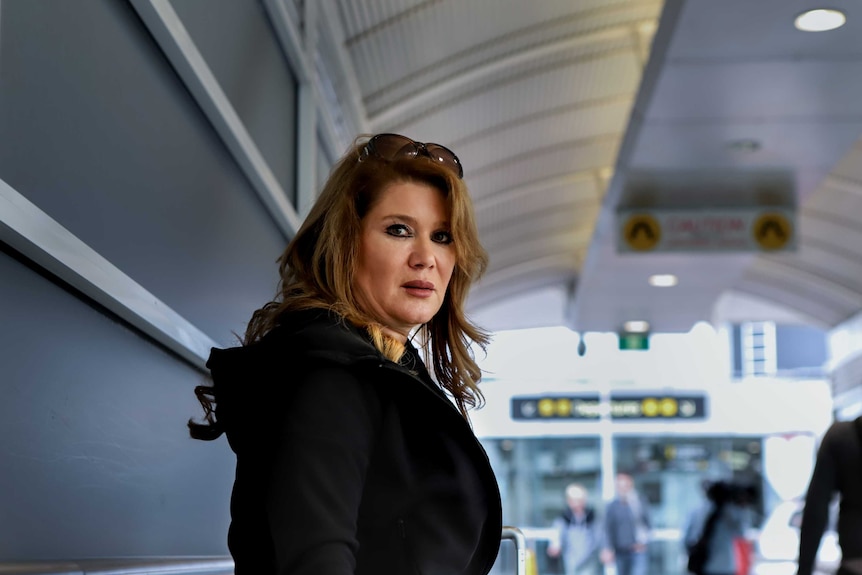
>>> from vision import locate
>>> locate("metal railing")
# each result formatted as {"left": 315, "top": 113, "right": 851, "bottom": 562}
{"left": 0, "top": 557, "right": 234, "bottom": 575}
{"left": 1, "top": 528, "right": 528, "bottom": 575}
{"left": 502, "top": 525, "right": 528, "bottom": 575}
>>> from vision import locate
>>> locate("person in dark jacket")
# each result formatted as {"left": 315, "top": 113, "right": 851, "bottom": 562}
{"left": 189, "top": 133, "right": 502, "bottom": 575}
{"left": 683, "top": 481, "right": 754, "bottom": 575}
{"left": 601, "top": 472, "right": 651, "bottom": 575}
{"left": 797, "top": 417, "right": 862, "bottom": 575}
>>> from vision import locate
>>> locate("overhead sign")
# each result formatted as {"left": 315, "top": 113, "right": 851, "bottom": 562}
{"left": 609, "top": 394, "right": 707, "bottom": 420}
{"left": 511, "top": 394, "right": 707, "bottom": 420}
{"left": 511, "top": 394, "right": 602, "bottom": 420}
{"left": 619, "top": 332, "right": 649, "bottom": 350}
{"left": 617, "top": 208, "right": 796, "bottom": 253}
{"left": 622, "top": 213, "right": 661, "bottom": 251}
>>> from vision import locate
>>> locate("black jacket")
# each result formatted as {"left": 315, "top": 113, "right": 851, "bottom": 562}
{"left": 207, "top": 310, "right": 502, "bottom": 575}
{"left": 798, "top": 418, "right": 862, "bottom": 575}
{"left": 561, "top": 506, "right": 596, "bottom": 527}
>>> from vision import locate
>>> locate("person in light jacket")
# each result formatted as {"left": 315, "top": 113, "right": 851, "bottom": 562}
{"left": 548, "top": 483, "right": 602, "bottom": 575}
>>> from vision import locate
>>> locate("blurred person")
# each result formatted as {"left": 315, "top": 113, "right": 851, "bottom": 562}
{"left": 188, "top": 133, "right": 502, "bottom": 575}
{"left": 683, "top": 481, "right": 755, "bottom": 575}
{"left": 732, "top": 485, "right": 758, "bottom": 575}
{"left": 797, "top": 417, "right": 862, "bottom": 575}
{"left": 547, "top": 483, "right": 602, "bottom": 575}
{"left": 601, "top": 472, "right": 651, "bottom": 575}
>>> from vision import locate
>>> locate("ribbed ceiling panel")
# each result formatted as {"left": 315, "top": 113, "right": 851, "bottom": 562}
{"left": 379, "top": 40, "right": 646, "bottom": 137}
{"left": 480, "top": 206, "right": 600, "bottom": 253}
{"left": 335, "top": 0, "right": 427, "bottom": 39}
{"left": 738, "top": 263, "right": 859, "bottom": 328}
{"left": 489, "top": 232, "right": 594, "bottom": 273}
{"left": 472, "top": 256, "right": 582, "bottom": 307}
{"left": 468, "top": 136, "right": 621, "bottom": 201}
{"left": 801, "top": 208, "right": 862, "bottom": 251}
{"left": 337, "top": 0, "right": 661, "bottom": 117}
{"left": 742, "top": 141, "right": 862, "bottom": 327}
{"left": 476, "top": 177, "right": 599, "bottom": 230}
{"left": 771, "top": 245, "right": 862, "bottom": 291}
{"left": 734, "top": 278, "right": 842, "bottom": 328}
{"left": 453, "top": 96, "right": 633, "bottom": 183}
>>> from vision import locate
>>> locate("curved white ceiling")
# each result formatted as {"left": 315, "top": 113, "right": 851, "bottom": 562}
{"left": 322, "top": 0, "right": 862, "bottom": 334}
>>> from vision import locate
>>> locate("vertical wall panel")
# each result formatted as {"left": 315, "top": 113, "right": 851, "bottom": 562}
{"left": 0, "top": 247, "right": 235, "bottom": 559}
{"left": 171, "top": 0, "right": 298, "bottom": 200}
{"left": 0, "top": 0, "right": 304, "bottom": 560}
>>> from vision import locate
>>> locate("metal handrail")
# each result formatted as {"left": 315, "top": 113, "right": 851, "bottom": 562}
{"left": 0, "top": 557, "right": 234, "bottom": 575}
{"left": 502, "top": 525, "right": 528, "bottom": 575}
{"left": 1, "top": 531, "right": 530, "bottom": 575}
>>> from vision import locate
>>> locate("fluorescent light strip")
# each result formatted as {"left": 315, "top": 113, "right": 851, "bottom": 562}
{"left": 623, "top": 320, "right": 650, "bottom": 333}
{"left": 649, "top": 274, "right": 678, "bottom": 287}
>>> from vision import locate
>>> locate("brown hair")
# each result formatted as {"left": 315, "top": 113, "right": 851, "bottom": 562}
{"left": 190, "top": 135, "right": 489, "bottom": 436}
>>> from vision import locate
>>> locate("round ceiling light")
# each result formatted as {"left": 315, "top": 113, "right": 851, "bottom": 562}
{"left": 726, "top": 139, "right": 761, "bottom": 154}
{"left": 794, "top": 9, "right": 846, "bottom": 32}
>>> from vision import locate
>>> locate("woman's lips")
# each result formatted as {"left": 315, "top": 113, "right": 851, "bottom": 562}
{"left": 403, "top": 281, "right": 434, "bottom": 297}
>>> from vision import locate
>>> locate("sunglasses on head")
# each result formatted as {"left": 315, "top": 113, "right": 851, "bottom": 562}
{"left": 360, "top": 133, "right": 464, "bottom": 179}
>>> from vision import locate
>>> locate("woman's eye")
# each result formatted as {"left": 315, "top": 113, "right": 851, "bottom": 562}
{"left": 386, "top": 224, "right": 412, "bottom": 237}
{"left": 433, "top": 231, "right": 454, "bottom": 244}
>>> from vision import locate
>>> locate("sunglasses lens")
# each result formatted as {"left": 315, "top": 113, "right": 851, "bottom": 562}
{"left": 371, "top": 134, "right": 417, "bottom": 160}
{"left": 364, "top": 134, "right": 464, "bottom": 178}
{"left": 426, "top": 144, "right": 463, "bottom": 178}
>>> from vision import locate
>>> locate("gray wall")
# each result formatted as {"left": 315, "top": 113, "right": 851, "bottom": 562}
{"left": 0, "top": 0, "right": 300, "bottom": 560}
{"left": 0, "top": 245, "right": 234, "bottom": 558}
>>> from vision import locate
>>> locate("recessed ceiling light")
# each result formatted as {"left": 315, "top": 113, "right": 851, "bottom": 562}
{"left": 795, "top": 9, "right": 846, "bottom": 32}
{"left": 649, "top": 274, "right": 678, "bottom": 287}
{"left": 726, "top": 139, "right": 761, "bottom": 154}
{"left": 623, "top": 320, "right": 650, "bottom": 333}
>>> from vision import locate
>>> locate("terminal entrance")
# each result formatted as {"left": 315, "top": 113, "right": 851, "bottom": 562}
{"left": 483, "top": 434, "right": 768, "bottom": 575}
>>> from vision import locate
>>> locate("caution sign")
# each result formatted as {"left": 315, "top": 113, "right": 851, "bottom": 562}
{"left": 617, "top": 208, "right": 796, "bottom": 253}
{"left": 622, "top": 213, "right": 661, "bottom": 251}
{"left": 752, "top": 212, "right": 793, "bottom": 251}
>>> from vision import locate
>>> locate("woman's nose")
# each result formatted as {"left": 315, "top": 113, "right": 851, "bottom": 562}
{"left": 409, "top": 240, "right": 435, "bottom": 269}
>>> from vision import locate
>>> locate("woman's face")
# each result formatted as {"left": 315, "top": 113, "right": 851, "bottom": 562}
{"left": 354, "top": 180, "right": 456, "bottom": 342}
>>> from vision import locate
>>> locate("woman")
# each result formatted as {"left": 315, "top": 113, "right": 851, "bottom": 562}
{"left": 189, "top": 133, "right": 502, "bottom": 575}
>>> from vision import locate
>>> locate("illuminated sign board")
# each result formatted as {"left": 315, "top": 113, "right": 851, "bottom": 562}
{"left": 511, "top": 394, "right": 707, "bottom": 421}
{"left": 609, "top": 394, "right": 706, "bottom": 420}
{"left": 619, "top": 332, "right": 649, "bottom": 350}
{"left": 617, "top": 208, "right": 796, "bottom": 253}
{"left": 511, "top": 395, "right": 602, "bottom": 420}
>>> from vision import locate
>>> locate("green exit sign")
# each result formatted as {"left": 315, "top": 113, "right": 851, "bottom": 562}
{"left": 619, "top": 332, "right": 649, "bottom": 350}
